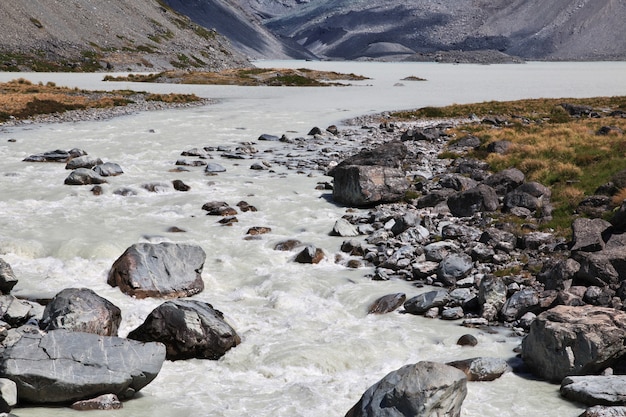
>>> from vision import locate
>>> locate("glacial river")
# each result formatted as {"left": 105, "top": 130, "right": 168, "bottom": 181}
{"left": 1, "top": 61, "right": 626, "bottom": 416}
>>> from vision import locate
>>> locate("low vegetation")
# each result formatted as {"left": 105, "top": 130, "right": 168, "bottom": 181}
{"left": 391, "top": 97, "right": 626, "bottom": 234}
{"left": 103, "top": 67, "right": 369, "bottom": 86}
{"left": 0, "top": 78, "right": 201, "bottom": 122}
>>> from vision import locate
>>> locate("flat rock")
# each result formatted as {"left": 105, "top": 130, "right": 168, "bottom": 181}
{"left": 561, "top": 376, "right": 626, "bottom": 406}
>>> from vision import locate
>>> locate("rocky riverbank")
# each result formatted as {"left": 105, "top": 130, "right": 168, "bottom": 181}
{"left": 1, "top": 100, "right": 626, "bottom": 416}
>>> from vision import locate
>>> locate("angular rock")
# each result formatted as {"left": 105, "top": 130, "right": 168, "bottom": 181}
{"left": 345, "top": 361, "right": 467, "bottom": 417}
{"left": 368, "top": 293, "right": 406, "bottom": 314}
{"left": 39, "top": 288, "right": 121, "bottom": 336}
{"left": 437, "top": 253, "right": 473, "bottom": 286}
{"left": 331, "top": 218, "right": 360, "bottom": 237}
{"left": 579, "top": 406, "right": 626, "bottom": 417}
{"left": 128, "top": 300, "right": 240, "bottom": 361}
{"left": 202, "top": 201, "right": 237, "bottom": 216}
{"left": 574, "top": 248, "right": 626, "bottom": 287}
{"left": 0, "top": 295, "right": 37, "bottom": 327}
{"left": 71, "top": 393, "right": 123, "bottom": 410}
{"left": 64, "top": 168, "right": 107, "bottom": 185}
{"left": 522, "top": 305, "right": 626, "bottom": 382}
{"left": 0, "top": 378, "right": 16, "bottom": 413}
{"left": 172, "top": 179, "right": 190, "bottom": 191}
{"left": 447, "top": 357, "right": 510, "bottom": 381}
{"left": 294, "top": 245, "right": 325, "bottom": 264}
{"left": 447, "top": 185, "right": 499, "bottom": 217}
{"left": 561, "top": 375, "right": 626, "bottom": 406}
{"left": 0, "top": 329, "right": 165, "bottom": 404}
{"left": 65, "top": 155, "right": 103, "bottom": 170}
{"left": 205, "top": 162, "right": 227, "bottom": 173}
{"left": 482, "top": 168, "right": 525, "bottom": 195}
{"left": 0, "top": 259, "right": 18, "bottom": 294}
{"left": 404, "top": 290, "right": 450, "bottom": 315}
{"left": 500, "top": 288, "right": 540, "bottom": 322}
{"left": 247, "top": 226, "right": 271, "bottom": 236}
{"left": 107, "top": 242, "right": 206, "bottom": 298}
{"left": 571, "top": 218, "right": 612, "bottom": 252}
{"left": 274, "top": 239, "right": 302, "bottom": 251}
{"left": 23, "top": 149, "right": 71, "bottom": 162}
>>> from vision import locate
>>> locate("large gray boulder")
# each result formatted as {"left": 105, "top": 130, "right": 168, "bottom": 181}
{"left": 345, "top": 361, "right": 467, "bottom": 417}
{"left": 447, "top": 185, "right": 499, "bottom": 217}
{"left": 108, "top": 242, "right": 206, "bottom": 298}
{"left": 561, "top": 375, "right": 626, "bottom": 406}
{"left": 574, "top": 248, "right": 626, "bottom": 288}
{"left": 0, "top": 329, "right": 165, "bottom": 404}
{"left": 579, "top": 406, "right": 626, "bottom": 417}
{"left": 128, "top": 300, "right": 240, "bottom": 361}
{"left": 571, "top": 218, "right": 612, "bottom": 253}
{"left": 39, "top": 288, "right": 121, "bottom": 336}
{"left": 404, "top": 290, "right": 451, "bottom": 315}
{"left": 0, "top": 259, "right": 18, "bottom": 294}
{"left": 522, "top": 305, "right": 626, "bottom": 382}
{"left": 330, "top": 141, "right": 410, "bottom": 207}
{"left": 482, "top": 168, "right": 525, "bottom": 195}
{"left": 437, "top": 253, "right": 473, "bottom": 286}
{"left": 447, "top": 357, "right": 510, "bottom": 381}
{"left": 64, "top": 168, "right": 107, "bottom": 185}
{"left": 0, "top": 378, "right": 17, "bottom": 413}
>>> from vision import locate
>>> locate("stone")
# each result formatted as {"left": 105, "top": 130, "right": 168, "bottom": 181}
{"left": 571, "top": 218, "right": 612, "bottom": 252}
{"left": 482, "top": 168, "right": 525, "bottom": 195}
{"left": 172, "top": 179, "right": 190, "bottom": 191}
{"left": 500, "top": 288, "right": 540, "bottom": 322}
{"left": 367, "top": 293, "right": 406, "bottom": 314}
{"left": 486, "top": 140, "right": 512, "bottom": 154}
{"left": 294, "top": 245, "right": 325, "bottom": 264}
{"left": 522, "top": 305, "right": 626, "bottom": 382}
{"left": 456, "top": 334, "right": 478, "bottom": 347}
{"left": 0, "top": 295, "right": 37, "bottom": 327}
{"left": 561, "top": 375, "right": 626, "bottom": 406}
{"left": 274, "top": 239, "right": 302, "bottom": 251}
{"left": 0, "top": 379, "right": 16, "bottom": 413}
{"left": 202, "top": 201, "right": 237, "bottom": 216}
{"left": 205, "top": 163, "right": 227, "bottom": 173}
{"left": 0, "top": 259, "right": 18, "bottom": 294}
{"left": 93, "top": 162, "right": 123, "bottom": 177}
{"left": 128, "top": 300, "right": 240, "bottom": 361}
{"left": 439, "top": 174, "right": 478, "bottom": 192}
{"left": 441, "top": 307, "right": 464, "bottom": 320}
{"left": 258, "top": 133, "right": 280, "bottom": 141}
{"left": 424, "top": 241, "right": 460, "bottom": 262}
{"left": 107, "top": 242, "right": 206, "bottom": 298}
{"left": 447, "top": 185, "right": 499, "bottom": 217}
{"left": 65, "top": 155, "right": 103, "bottom": 170}
{"left": 437, "top": 253, "right": 473, "bottom": 286}
{"left": 331, "top": 218, "right": 360, "bottom": 237}
{"left": 574, "top": 248, "right": 626, "bottom": 287}
{"left": 142, "top": 182, "right": 171, "bottom": 192}
{"left": 64, "top": 168, "right": 107, "bottom": 185}
{"left": 247, "top": 226, "right": 271, "bottom": 236}
{"left": 330, "top": 141, "right": 410, "bottom": 207}
{"left": 447, "top": 357, "right": 510, "bottom": 381}
{"left": 39, "top": 288, "right": 121, "bottom": 336}
{"left": 479, "top": 228, "right": 518, "bottom": 252}
{"left": 404, "top": 290, "right": 450, "bottom": 315}
{"left": 579, "top": 406, "right": 626, "bottom": 417}
{"left": 345, "top": 361, "right": 467, "bottom": 417}
{"left": 0, "top": 329, "right": 165, "bottom": 404}
{"left": 23, "top": 149, "right": 71, "bottom": 162}
{"left": 71, "top": 393, "right": 123, "bottom": 410}
{"left": 236, "top": 201, "right": 258, "bottom": 212}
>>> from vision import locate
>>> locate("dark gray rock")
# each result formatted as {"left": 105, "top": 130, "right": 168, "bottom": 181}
{"left": 574, "top": 248, "right": 626, "bottom": 287}
{"left": 258, "top": 133, "right": 280, "bottom": 141}
{"left": 128, "top": 300, "right": 240, "bottom": 361}
{"left": 447, "top": 357, "right": 510, "bottom": 381}
{"left": 571, "top": 218, "right": 612, "bottom": 252}
{"left": 39, "top": 288, "right": 121, "bottom": 336}
{"left": 424, "top": 241, "right": 460, "bottom": 262}
{"left": 447, "top": 185, "right": 499, "bottom": 217}
{"left": 23, "top": 149, "right": 71, "bottom": 162}
{"left": 404, "top": 290, "right": 451, "bottom": 315}
{"left": 64, "top": 168, "right": 107, "bottom": 185}
{"left": 172, "top": 179, "right": 190, "bottom": 191}
{"left": 274, "top": 239, "right": 302, "bottom": 251}
{"left": 439, "top": 174, "right": 478, "bottom": 192}
{"left": 579, "top": 406, "right": 626, "bottom": 417}
{"left": 93, "top": 162, "right": 123, "bottom": 177}
{"left": 522, "top": 306, "right": 626, "bottom": 382}
{"left": 0, "top": 329, "right": 165, "bottom": 404}
{"left": 107, "top": 242, "right": 206, "bottom": 299}
{"left": 0, "top": 378, "right": 16, "bottom": 413}
{"left": 500, "top": 288, "right": 540, "bottom": 322}
{"left": 205, "top": 162, "right": 227, "bottom": 173}
{"left": 294, "top": 245, "right": 325, "bottom": 264}
{"left": 479, "top": 228, "right": 517, "bottom": 252}
{"left": 486, "top": 140, "right": 512, "bottom": 154}
{"left": 367, "top": 293, "right": 406, "bottom": 314}
{"left": 441, "top": 306, "right": 464, "bottom": 320}
{"left": 0, "top": 259, "right": 17, "bottom": 294}
{"left": 561, "top": 375, "right": 626, "bottom": 406}
{"left": 437, "top": 253, "right": 473, "bottom": 286}
{"left": 456, "top": 334, "right": 478, "bottom": 347}
{"left": 482, "top": 168, "right": 525, "bottom": 195}
{"left": 537, "top": 258, "right": 579, "bottom": 290}
{"left": 202, "top": 201, "right": 237, "bottom": 216}
{"left": 0, "top": 295, "right": 38, "bottom": 327}
{"left": 521, "top": 232, "right": 556, "bottom": 250}
{"left": 344, "top": 361, "right": 467, "bottom": 417}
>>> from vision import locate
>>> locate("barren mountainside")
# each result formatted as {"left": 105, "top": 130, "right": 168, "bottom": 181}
{"left": 0, "top": 0, "right": 249, "bottom": 71}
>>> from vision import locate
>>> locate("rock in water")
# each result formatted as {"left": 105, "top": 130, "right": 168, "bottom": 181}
{"left": 0, "top": 259, "right": 18, "bottom": 294}
{"left": 128, "top": 300, "right": 240, "bottom": 361}
{"left": 39, "top": 288, "right": 121, "bottom": 336}
{"left": 64, "top": 168, "right": 107, "bottom": 185}
{"left": 561, "top": 375, "right": 626, "bottom": 406}
{"left": 0, "top": 329, "right": 165, "bottom": 404}
{"left": 447, "top": 357, "right": 510, "bottom": 381}
{"left": 107, "top": 242, "right": 206, "bottom": 298}
{"left": 522, "top": 305, "right": 626, "bottom": 382}
{"left": 367, "top": 293, "right": 406, "bottom": 314}
{"left": 71, "top": 394, "right": 123, "bottom": 410}
{"left": 345, "top": 361, "right": 467, "bottom": 417}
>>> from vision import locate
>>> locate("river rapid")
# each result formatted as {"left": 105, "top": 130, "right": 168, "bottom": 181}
{"left": 1, "top": 61, "right": 626, "bottom": 416}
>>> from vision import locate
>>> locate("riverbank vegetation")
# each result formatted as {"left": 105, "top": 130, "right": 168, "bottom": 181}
{"left": 392, "top": 97, "right": 626, "bottom": 233}
{"left": 0, "top": 78, "right": 201, "bottom": 122}
{"left": 103, "top": 67, "right": 369, "bottom": 86}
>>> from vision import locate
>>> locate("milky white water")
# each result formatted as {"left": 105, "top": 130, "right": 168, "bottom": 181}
{"left": 1, "top": 61, "right": 626, "bottom": 416}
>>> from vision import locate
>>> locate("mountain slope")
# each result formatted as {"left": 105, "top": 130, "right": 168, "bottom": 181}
{"left": 0, "top": 0, "right": 249, "bottom": 72}
{"left": 161, "top": 0, "right": 315, "bottom": 59}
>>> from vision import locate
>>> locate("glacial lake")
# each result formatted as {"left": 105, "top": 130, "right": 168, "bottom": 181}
{"left": 1, "top": 61, "right": 626, "bottom": 416}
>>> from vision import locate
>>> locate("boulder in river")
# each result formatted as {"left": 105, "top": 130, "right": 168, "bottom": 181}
{"left": 446, "top": 357, "right": 510, "bottom": 381}
{"left": 64, "top": 168, "right": 107, "bottom": 185}
{"left": 367, "top": 293, "right": 406, "bottom": 314}
{"left": 522, "top": 305, "right": 626, "bottom": 382}
{"left": 93, "top": 162, "right": 124, "bottom": 177}
{"left": 561, "top": 375, "right": 626, "bottom": 406}
{"left": 0, "top": 259, "right": 18, "bottom": 294}
{"left": 128, "top": 300, "right": 240, "bottom": 361}
{"left": 107, "top": 242, "right": 206, "bottom": 298}
{"left": 329, "top": 140, "right": 410, "bottom": 207}
{"left": 0, "top": 329, "right": 165, "bottom": 404}
{"left": 345, "top": 361, "right": 467, "bottom": 417}
{"left": 39, "top": 288, "right": 121, "bottom": 336}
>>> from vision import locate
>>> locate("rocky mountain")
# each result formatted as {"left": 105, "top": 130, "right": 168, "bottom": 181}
{"left": 166, "top": 0, "right": 626, "bottom": 62}
{"left": 0, "top": 0, "right": 249, "bottom": 72}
